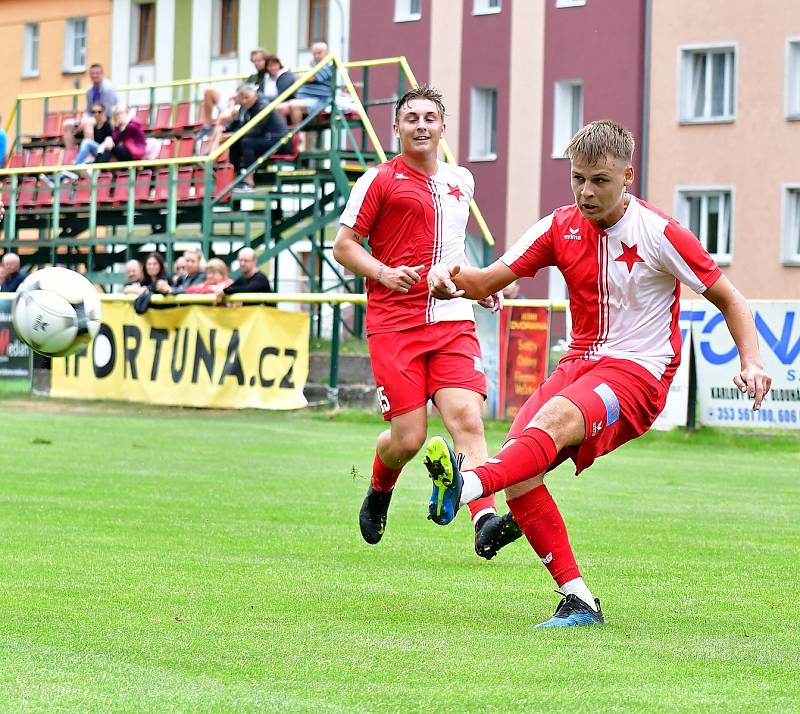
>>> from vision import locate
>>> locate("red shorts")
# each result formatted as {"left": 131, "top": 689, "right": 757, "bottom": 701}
{"left": 368, "top": 321, "right": 487, "bottom": 421}
{"left": 506, "top": 357, "right": 669, "bottom": 474}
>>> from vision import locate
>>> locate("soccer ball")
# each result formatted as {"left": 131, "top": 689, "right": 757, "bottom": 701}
{"left": 12, "top": 267, "right": 102, "bottom": 357}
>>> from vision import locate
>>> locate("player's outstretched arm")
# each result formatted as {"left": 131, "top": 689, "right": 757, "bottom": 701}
{"left": 703, "top": 274, "right": 772, "bottom": 410}
{"left": 333, "top": 225, "right": 423, "bottom": 294}
{"left": 428, "top": 261, "right": 517, "bottom": 301}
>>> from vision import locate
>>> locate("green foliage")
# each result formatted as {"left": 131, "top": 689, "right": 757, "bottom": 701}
{"left": 0, "top": 404, "right": 797, "bottom": 711}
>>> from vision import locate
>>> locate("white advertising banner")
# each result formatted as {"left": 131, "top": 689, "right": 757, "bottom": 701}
{"left": 652, "top": 305, "right": 694, "bottom": 430}
{"left": 692, "top": 301, "right": 800, "bottom": 429}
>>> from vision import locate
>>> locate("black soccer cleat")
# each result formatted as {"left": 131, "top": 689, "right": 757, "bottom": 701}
{"left": 474, "top": 511, "right": 524, "bottom": 560}
{"left": 359, "top": 486, "right": 393, "bottom": 544}
{"left": 535, "top": 593, "right": 605, "bottom": 628}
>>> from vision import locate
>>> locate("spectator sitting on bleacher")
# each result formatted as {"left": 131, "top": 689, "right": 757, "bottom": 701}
{"left": 282, "top": 42, "right": 334, "bottom": 126}
{"left": 156, "top": 248, "right": 206, "bottom": 295}
{"left": 140, "top": 252, "right": 169, "bottom": 293}
{"left": 198, "top": 48, "right": 270, "bottom": 139}
{"left": 211, "top": 247, "right": 272, "bottom": 300}
{"left": 170, "top": 255, "right": 188, "bottom": 287}
{"left": 220, "top": 84, "right": 288, "bottom": 192}
{"left": 95, "top": 106, "right": 147, "bottom": 164}
{"left": 265, "top": 55, "right": 297, "bottom": 104}
{"left": 122, "top": 259, "right": 145, "bottom": 295}
{"left": 1, "top": 253, "right": 25, "bottom": 292}
{"left": 63, "top": 63, "right": 118, "bottom": 150}
{"left": 185, "top": 258, "right": 233, "bottom": 294}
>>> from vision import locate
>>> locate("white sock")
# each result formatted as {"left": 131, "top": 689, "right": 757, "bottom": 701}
{"left": 470, "top": 507, "right": 496, "bottom": 525}
{"left": 560, "top": 577, "right": 597, "bottom": 611}
{"left": 459, "top": 471, "right": 484, "bottom": 505}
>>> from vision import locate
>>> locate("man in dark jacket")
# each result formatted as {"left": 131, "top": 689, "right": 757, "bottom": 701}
{"left": 211, "top": 247, "right": 272, "bottom": 297}
{"left": 155, "top": 248, "right": 206, "bottom": 295}
{"left": 224, "top": 84, "right": 288, "bottom": 191}
{"left": 1, "top": 253, "right": 25, "bottom": 292}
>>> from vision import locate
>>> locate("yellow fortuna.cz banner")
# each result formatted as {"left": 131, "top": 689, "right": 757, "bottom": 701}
{"left": 51, "top": 303, "right": 310, "bottom": 410}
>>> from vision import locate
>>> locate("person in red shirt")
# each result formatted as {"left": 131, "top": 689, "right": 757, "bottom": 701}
{"left": 424, "top": 119, "right": 772, "bottom": 627}
{"left": 333, "top": 86, "right": 521, "bottom": 558}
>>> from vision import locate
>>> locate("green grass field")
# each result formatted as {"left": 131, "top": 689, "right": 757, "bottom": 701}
{"left": 0, "top": 398, "right": 798, "bottom": 712}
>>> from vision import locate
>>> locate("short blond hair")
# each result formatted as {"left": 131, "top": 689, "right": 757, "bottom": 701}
{"left": 565, "top": 120, "right": 634, "bottom": 164}
{"left": 205, "top": 258, "right": 228, "bottom": 277}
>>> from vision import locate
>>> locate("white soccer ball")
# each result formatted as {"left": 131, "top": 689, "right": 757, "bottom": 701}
{"left": 12, "top": 267, "right": 102, "bottom": 357}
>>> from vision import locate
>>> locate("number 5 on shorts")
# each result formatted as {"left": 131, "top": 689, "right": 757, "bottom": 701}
{"left": 377, "top": 386, "right": 391, "bottom": 414}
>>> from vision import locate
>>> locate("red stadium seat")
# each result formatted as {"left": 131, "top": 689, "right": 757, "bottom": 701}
{"left": 153, "top": 104, "right": 173, "bottom": 132}
{"left": 43, "top": 147, "right": 64, "bottom": 167}
{"left": 35, "top": 178, "right": 54, "bottom": 208}
{"left": 112, "top": 172, "right": 131, "bottom": 205}
{"left": 157, "top": 139, "right": 175, "bottom": 159}
{"left": 63, "top": 146, "right": 79, "bottom": 165}
{"left": 151, "top": 168, "right": 170, "bottom": 204}
{"left": 173, "top": 101, "right": 196, "bottom": 130}
{"left": 176, "top": 166, "right": 194, "bottom": 201}
{"left": 17, "top": 177, "right": 38, "bottom": 208}
{"left": 95, "top": 172, "right": 114, "bottom": 204}
{"left": 42, "top": 112, "right": 61, "bottom": 138}
{"left": 6, "top": 153, "right": 25, "bottom": 169}
{"left": 25, "top": 147, "right": 44, "bottom": 167}
{"left": 273, "top": 133, "right": 300, "bottom": 161}
{"left": 192, "top": 167, "right": 207, "bottom": 200}
{"left": 134, "top": 169, "right": 153, "bottom": 202}
{"left": 135, "top": 106, "right": 151, "bottom": 129}
{"left": 213, "top": 163, "right": 235, "bottom": 203}
{"left": 65, "top": 176, "right": 92, "bottom": 206}
{"left": 176, "top": 136, "right": 195, "bottom": 158}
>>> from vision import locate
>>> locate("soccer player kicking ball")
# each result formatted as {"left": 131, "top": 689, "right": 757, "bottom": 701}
{"left": 333, "top": 86, "right": 522, "bottom": 558}
{"left": 424, "top": 120, "right": 772, "bottom": 627}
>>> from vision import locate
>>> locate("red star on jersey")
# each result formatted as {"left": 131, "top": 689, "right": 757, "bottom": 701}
{"left": 614, "top": 242, "right": 645, "bottom": 273}
{"left": 447, "top": 183, "right": 463, "bottom": 201}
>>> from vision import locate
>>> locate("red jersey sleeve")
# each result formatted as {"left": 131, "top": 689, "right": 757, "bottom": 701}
{"left": 339, "top": 167, "right": 385, "bottom": 237}
{"left": 658, "top": 219, "right": 722, "bottom": 293}
{"left": 499, "top": 213, "right": 557, "bottom": 277}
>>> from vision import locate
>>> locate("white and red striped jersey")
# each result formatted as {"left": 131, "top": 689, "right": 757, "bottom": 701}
{"left": 501, "top": 197, "right": 722, "bottom": 385}
{"left": 340, "top": 155, "right": 475, "bottom": 335}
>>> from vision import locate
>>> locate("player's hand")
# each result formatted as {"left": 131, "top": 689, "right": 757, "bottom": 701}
{"left": 733, "top": 364, "right": 772, "bottom": 411}
{"left": 378, "top": 263, "right": 424, "bottom": 293}
{"left": 427, "top": 264, "right": 464, "bottom": 300}
{"left": 477, "top": 290, "right": 503, "bottom": 313}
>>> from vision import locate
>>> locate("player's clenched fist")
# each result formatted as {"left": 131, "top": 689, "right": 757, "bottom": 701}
{"left": 377, "top": 263, "right": 424, "bottom": 293}
{"left": 427, "top": 263, "right": 465, "bottom": 300}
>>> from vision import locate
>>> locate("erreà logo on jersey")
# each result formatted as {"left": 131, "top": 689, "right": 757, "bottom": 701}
{"left": 562, "top": 227, "right": 582, "bottom": 240}
{"left": 394, "top": 173, "right": 409, "bottom": 180}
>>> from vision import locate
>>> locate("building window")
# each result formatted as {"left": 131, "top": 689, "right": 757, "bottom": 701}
{"left": 22, "top": 23, "right": 39, "bottom": 78}
{"left": 782, "top": 187, "right": 800, "bottom": 265}
{"left": 787, "top": 39, "right": 800, "bottom": 119}
{"left": 680, "top": 46, "right": 736, "bottom": 123}
{"left": 63, "top": 17, "right": 87, "bottom": 73}
{"left": 307, "top": 0, "right": 328, "bottom": 45}
{"left": 552, "top": 80, "right": 583, "bottom": 157}
{"left": 212, "top": 0, "right": 239, "bottom": 57}
{"left": 469, "top": 87, "right": 497, "bottom": 161}
{"left": 677, "top": 189, "right": 733, "bottom": 264}
{"left": 133, "top": 2, "right": 156, "bottom": 65}
{"left": 473, "top": 0, "right": 501, "bottom": 15}
{"left": 556, "top": 0, "right": 586, "bottom": 7}
{"left": 395, "top": 0, "right": 421, "bottom": 22}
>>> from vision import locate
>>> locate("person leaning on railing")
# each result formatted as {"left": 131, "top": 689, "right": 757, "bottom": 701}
{"left": 156, "top": 248, "right": 206, "bottom": 295}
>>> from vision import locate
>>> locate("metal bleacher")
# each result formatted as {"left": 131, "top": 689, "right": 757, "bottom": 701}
{"left": 0, "top": 55, "right": 495, "bottom": 336}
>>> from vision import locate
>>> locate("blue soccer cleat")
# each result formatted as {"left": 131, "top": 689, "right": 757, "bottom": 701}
{"left": 535, "top": 594, "right": 605, "bottom": 628}
{"left": 423, "top": 436, "right": 464, "bottom": 525}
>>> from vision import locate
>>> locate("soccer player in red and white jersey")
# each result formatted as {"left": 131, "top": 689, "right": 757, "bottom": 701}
{"left": 424, "top": 120, "right": 772, "bottom": 627}
{"left": 333, "top": 86, "right": 522, "bottom": 557}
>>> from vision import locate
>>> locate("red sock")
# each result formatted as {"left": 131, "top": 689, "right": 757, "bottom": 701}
{"left": 371, "top": 451, "right": 401, "bottom": 493}
{"left": 474, "top": 428, "right": 558, "bottom": 495}
{"left": 467, "top": 495, "right": 496, "bottom": 520}
{"left": 507, "top": 485, "right": 580, "bottom": 586}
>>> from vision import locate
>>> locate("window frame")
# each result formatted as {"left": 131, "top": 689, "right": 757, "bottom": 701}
{"left": 555, "top": 0, "right": 586, "bottom": 7}
{"left": 22, "top": 22, "right": 40, "bottom": 78}
{"left": 394, "top": 0, "right": 422, "bottom": 23}
{"left": 786, "top": 37, "right": 800, "bottom": 120}
{"left": 675, "top": 186, "right": 735, "bottom": 266}
{"left": 781, "top": 184, "right": 800, "bottom": 265}
{"left": 473, "top": 0, "right": 501, "bottom": 16}
{"left": 63, "top": 17, "right": 88, "bottom": 74}
{"left": 132, "top": 1, "right": 156, "bottom": 66}
{"left": 552, "top": 79, "right": 583, "bottom": 159}
{"left": 307, "top": 0, "right": 328, "bottom": 46}
{"left": 468, "top": 86, "right": 498, "bottom": 162}
{"left": 678, "top": 43, "right": 737, "bottom": 124}
{"left": 212, "top": 0, "right": 239, "bottom": 58}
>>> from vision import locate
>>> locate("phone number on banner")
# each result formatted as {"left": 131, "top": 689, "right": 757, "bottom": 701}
{"left": 712, "top": 407, "right": 799, "bottom": 424}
